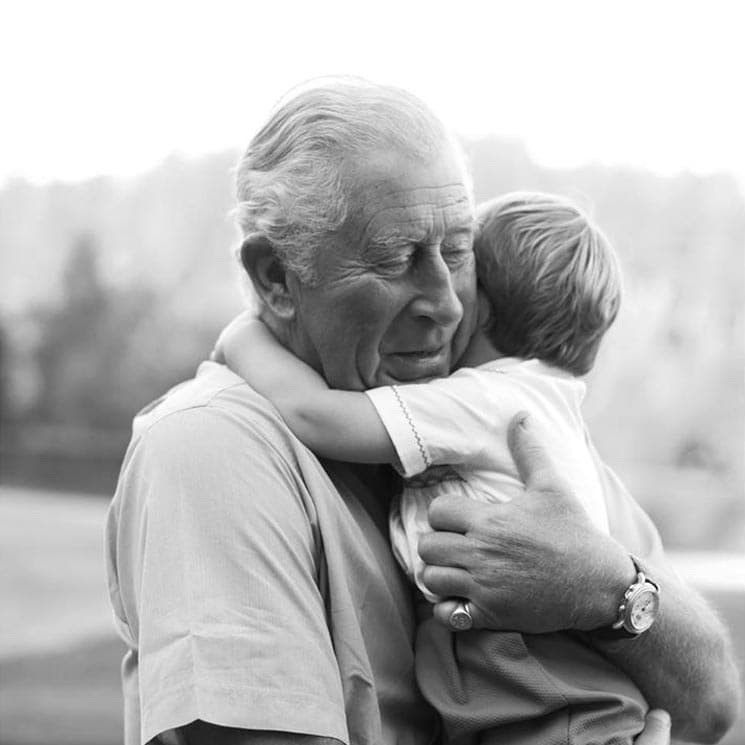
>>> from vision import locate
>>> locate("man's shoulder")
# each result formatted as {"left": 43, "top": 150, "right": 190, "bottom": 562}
{"left": 133, "top": 361, "right": 260, "bottom": 431}
{"left": 132, "top": 361, "right": 291, "bottom": 443}
{"left": 113, "top": 361, "right": 328, "bottom": 522}
{"left": 120, "top": 361, "right": 308, "bottom": 485}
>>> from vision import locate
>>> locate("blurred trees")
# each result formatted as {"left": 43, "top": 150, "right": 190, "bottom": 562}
{"left": 33, "top": 233, "right": 123, "bottom": 426}
{"left": 0, "top": 144, "right": 742, "bottom": 549}
{"left": 0, "top": 188, "right": 237, "bottom": 491}
{"left": 23, "top": 231, "right": 228, "bottom": 430}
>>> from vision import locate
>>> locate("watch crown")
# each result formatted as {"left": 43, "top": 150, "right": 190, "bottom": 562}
{"left": 595, "top": 556, "right": 660, "bottom": 639}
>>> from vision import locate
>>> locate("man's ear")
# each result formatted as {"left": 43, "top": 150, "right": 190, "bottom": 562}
{"left": 240, "top": 234, "right": 296, "bottom": 320}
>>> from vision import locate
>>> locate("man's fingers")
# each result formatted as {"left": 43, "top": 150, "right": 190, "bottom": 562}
{"left": 431, "top": 598, "right": 486, "bottom": 631}
{"left": 427, "top": 493, "right": 481, "bottom": 533}
{"left": 420, "top": 565, "right": 474, "bottom": 599}
{"left": 507, "top": 412, "right": 562, "bottom": 493}
{"left": 417, "top": 531, "right": 472, "bottom": 568}
{"left": 634, "top": 710, "right": 671, "bottom": 745}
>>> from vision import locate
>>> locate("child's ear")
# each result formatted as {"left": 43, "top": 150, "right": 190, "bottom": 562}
{"left": 476, "top": 286, "right": 493, "bottom": 329}
{"left": 240, "top": 234, "right": 296, "bottom": 320}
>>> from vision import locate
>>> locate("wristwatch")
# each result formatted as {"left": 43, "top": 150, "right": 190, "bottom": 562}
{"left": 594, "top": 555, "right": 660, "bottom": 640}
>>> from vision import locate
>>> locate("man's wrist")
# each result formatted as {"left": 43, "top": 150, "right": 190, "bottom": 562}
{"left": 589, "top": 554, "right": 661, "bottom": 640}
{"left": 585, "top": 549, "right": 639, "bottom": 631}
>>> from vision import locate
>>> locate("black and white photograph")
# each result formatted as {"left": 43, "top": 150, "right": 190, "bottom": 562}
{"left": 1, "top": 2, "right": 743, "bottom": 744}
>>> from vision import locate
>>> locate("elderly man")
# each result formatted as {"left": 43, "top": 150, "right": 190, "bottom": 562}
{"left": 105, "top": 79, "right": 739, "bottom": 745}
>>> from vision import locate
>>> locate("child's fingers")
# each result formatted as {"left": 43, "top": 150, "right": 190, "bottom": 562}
{"left": 212, "top": 311, "right": 259, "bottom": 363}
{"left": 634, "top": 710, "right": 671, "bottom": 745}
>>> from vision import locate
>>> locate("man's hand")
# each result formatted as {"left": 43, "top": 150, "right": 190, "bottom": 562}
{"left": 419, "top": 412, "right": 633, "bottom": 634}
{"left": 421, "top": 412, "right": 741, "bottom": 742}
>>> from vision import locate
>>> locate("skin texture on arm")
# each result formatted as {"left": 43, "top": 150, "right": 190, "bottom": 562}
{"left": 588, "top": 569, "right": 741, "bottom": 744}
{"left": 218, "top": 314, "right": 396, "bottom": 463}
{"left": 419, "top": 414, "right": 741, "bottom": 744}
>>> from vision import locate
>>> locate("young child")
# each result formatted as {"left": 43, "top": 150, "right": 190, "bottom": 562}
{"left": 218, "top": 192, "right": 648, "bottom": 745}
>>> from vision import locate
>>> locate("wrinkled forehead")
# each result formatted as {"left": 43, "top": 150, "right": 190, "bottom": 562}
{"left": 344, "top": 148, "right": 475, "bottom": 250}
{"left": 360, "top": 189, "right": 475, "bottom": 247}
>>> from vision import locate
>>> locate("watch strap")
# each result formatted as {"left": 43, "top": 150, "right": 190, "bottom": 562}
{"left": 592, "top": 555, "right": 659, "bottom": 640}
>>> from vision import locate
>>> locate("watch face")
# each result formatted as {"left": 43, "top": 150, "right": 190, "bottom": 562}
{"left": 628, "top": 588, "right": 660, "bottom": 632}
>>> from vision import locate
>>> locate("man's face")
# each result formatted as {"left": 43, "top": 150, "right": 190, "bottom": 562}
{"left": 287, "top": 147, "right": 477, "bottom": 390}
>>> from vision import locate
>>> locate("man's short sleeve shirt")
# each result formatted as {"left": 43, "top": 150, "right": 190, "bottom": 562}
{"left": 105, "top": 362, "right": 436, "bottom": 745}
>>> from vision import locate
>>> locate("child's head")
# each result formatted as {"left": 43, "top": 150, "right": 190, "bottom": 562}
{"left": 474, "top": 192, "right": 621, "bottom": 376}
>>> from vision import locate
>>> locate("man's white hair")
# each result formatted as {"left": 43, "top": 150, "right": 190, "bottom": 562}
{"left": 233, "top": 76, "right": 467, "bottom": 286}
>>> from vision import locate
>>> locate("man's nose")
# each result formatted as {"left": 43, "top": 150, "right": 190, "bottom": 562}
{"left": 410, "top": 253, "right": 463, "bottom": 327}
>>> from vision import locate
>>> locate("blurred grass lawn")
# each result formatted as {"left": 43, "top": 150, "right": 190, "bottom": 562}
{"left": 0, "top": 636, "right": 125, "bottom": 745}
{"left": 1, "top": 487, "right": 743, "bottom": 745}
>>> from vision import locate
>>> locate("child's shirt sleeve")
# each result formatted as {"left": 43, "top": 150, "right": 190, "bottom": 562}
{"left": 365, "top": 370, "right": 500, "bottom": 478}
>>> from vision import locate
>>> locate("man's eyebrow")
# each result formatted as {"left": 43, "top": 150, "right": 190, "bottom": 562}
{"left": 364, "top": 230, "right": 408, "bottom": 249}
{"left": 363, "top": 221, "right": 477, "bottom": 262}
{"left": 437, "top": 218, "right": 478, "bottom": 243}
{"left": 363, "top": 235, "right": 412, "bottom": 263}
{"left": 446, "top": 217, "right": 478, "bottom": 235}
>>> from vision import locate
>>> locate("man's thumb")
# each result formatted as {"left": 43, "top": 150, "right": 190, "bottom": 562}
{"left": 507, "top": 412, "right": 557, "bottom": 492}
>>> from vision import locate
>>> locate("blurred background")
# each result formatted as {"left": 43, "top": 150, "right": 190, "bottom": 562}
{"left": 1, "top": 2, "right": 743, "bottom": 743}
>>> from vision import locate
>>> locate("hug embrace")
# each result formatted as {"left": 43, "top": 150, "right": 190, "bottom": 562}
{"left": 105, "top": 78, "right": 741, "bottom": 745}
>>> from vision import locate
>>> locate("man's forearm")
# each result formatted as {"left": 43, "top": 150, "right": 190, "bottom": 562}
{"left": 420, "top": 416, "right": 741, "bottom": 743}
{"left": 589, "top": 559, "right": 741, "bottom": 743}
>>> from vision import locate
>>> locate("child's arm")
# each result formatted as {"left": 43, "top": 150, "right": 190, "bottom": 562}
{"left": 217, "top": 314, "right": 396, "bottom": 464}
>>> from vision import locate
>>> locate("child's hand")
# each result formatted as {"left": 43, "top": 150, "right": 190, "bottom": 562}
{"left": 210, "top": 310, "right": 260, "bottom": 364}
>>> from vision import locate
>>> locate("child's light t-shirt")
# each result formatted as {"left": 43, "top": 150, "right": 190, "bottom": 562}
{"left": 365, "top": 357, "right": 610, "bottom": 601}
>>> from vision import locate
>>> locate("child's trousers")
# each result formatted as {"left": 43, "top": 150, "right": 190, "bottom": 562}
{"left": 415, "top": 618, "right": 647, "bottom": 745}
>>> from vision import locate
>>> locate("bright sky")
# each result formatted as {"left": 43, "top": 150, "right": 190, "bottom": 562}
{"left": 2, "top": 0, "right": 744, "bottom": 191}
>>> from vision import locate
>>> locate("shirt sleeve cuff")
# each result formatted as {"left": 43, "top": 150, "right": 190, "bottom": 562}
{"left": 365, "top": 386, "right": 430, "bottom": 477}
{"left": 142, "top": 680, "right": 349, "bottom": 745}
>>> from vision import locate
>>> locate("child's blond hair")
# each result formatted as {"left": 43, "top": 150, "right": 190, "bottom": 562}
{"left": 475, "top": 192, "right": 621, "bottom": 376}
